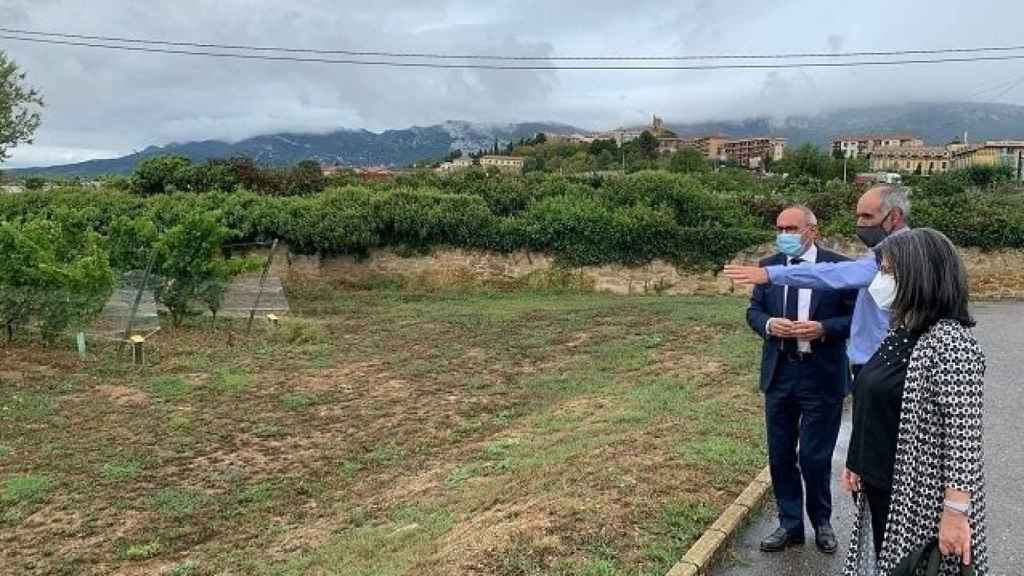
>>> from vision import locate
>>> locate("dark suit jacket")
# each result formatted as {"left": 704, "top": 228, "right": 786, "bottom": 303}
{"left": 746, "top": 247, "right": 857, "bottom": 402}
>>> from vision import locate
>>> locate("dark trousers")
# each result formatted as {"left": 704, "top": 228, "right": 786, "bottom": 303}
{"left": 765, "top": 358, "right": 844, "bottom": 534}
{"left": 863, "top": 482, "right": 892, "bottom": 558}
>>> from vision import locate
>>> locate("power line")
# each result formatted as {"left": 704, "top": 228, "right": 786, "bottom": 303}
{"left": 4, "top": 26, "right": 1024, "bottom": 62}
{"left": 970, "top": 71, "right": 1024, "bottom": 99}
{"left": 5, "top": 33, "right": 1024, "bottom": 70}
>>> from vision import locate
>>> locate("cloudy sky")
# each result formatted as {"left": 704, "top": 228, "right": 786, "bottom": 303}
{"left": 2, "top": 0, "right": 1023, "bottom": 167}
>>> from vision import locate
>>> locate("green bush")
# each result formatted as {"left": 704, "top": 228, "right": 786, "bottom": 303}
{"left": 153, "top": 211, "right": 231, "bottom": 326}
{"left": 4, "top": 167, "right": 1021, "bottom": 285}
{"left": 0, "top": 218, "right": 114, "bottom": 340}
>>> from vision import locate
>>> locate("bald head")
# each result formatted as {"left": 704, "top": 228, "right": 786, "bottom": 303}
{"left": 775, "top": 204, "right": 819, "bottom": 256}
{"left": 778, "top": 204, "right": 818, "bottom": 227}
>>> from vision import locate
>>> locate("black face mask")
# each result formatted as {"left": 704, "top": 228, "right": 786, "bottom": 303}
{"left": 856, "top": 210, "right": 893, "bottom": 248}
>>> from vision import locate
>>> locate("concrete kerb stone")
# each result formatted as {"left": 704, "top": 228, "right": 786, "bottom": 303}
{"left": 664, "top": 464, "right": 773, "bottom": 576}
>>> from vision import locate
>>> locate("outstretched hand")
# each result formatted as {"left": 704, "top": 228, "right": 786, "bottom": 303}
{"left": 722, "top": 265, "right": 769, "bottom": 286}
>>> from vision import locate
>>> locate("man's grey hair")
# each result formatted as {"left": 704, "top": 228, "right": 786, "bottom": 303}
{"left": 876, "top": 185, "right": 912, "bottom": 219}
{"left": 783, "top": 204, "right": 818, "bottom": 226}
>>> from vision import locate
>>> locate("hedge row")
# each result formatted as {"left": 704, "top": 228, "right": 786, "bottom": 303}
{"left": 2, "top": 169, "right": 1022, "bottom": 273}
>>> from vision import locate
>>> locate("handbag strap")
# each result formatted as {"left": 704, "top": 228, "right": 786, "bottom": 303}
{"left": 894, "top": 539, "right": 936, "bottom": 575}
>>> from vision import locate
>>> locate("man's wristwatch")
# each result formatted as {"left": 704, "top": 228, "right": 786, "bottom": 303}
{"left": 944, "top": 499, "right": 970, "bottom": 515}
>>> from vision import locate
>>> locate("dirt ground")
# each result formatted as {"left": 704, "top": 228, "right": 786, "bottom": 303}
{"left": 0, "top": 284, "right": 766, "bottom": 576}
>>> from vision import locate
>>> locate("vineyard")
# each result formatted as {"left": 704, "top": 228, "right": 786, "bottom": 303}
{"left": 2, "top": 164, "right": 1023, "bottom": 345}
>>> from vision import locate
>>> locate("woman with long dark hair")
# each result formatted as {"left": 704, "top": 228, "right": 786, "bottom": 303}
{"left": 842, "top": 228, "right": 988, "bottom": 575}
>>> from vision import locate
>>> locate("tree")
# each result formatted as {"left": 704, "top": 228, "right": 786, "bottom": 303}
{"left": 594, "top": 149, "right": 617, "bottom": 170}
{"left": 589, "top": 139, "right": 619, "bottom": 157}
{"left": 668, "top": 148, "right": 709, "bottom": 174}
{"left": 23, "top": 176, "right": 46, "bottom": 190}
{"left": 638, "top": 131, "right": 659, "bottom": 159}
{"left": 154, "top": 211, "right": 230, "bottom": 327}
{"left": 286, "top": 159, "right": 327, "bottom": 196}
{"left": 0, "top": 219, "right": 114, "bottom": 342}
{"left": 1, "top": 52, "right": 43, "bottom": 163}
{"left": 132, "top": 155, "right": 193, "bottom": 195}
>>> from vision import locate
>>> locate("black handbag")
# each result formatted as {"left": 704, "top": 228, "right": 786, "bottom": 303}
{"left": 892, "top": 538, "right": 976, "bottom": 576}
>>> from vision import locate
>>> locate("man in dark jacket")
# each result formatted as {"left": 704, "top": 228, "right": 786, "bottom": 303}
{"left": 746, "top": 205, "right": 857, "bottom": 555}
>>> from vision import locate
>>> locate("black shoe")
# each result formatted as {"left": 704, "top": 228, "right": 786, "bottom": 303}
{"left": 760, "top": 526, "right": 805, "bottom": 552}
{"left": 814, "top": 523, "right": 837, "bottom": 554}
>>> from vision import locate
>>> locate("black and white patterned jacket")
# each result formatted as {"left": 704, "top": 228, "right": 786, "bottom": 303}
{"left": 844, "top": 319, "right": 988, "bottom": 576}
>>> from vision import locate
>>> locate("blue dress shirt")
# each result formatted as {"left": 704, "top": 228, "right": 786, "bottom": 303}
{"left": 765, "top": 253, "right": 883, "bottom": 366}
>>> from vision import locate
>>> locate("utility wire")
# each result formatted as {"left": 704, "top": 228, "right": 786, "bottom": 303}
{"left": 3, "top": 26, "right": 1024, "bottom": 62}
{"left": 5, "top": 34, "right": 1024, "bottom": 70}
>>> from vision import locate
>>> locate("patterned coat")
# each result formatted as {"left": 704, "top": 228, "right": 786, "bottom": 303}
{"left": 843, "top": 320, "right": 988, "bottom": 575}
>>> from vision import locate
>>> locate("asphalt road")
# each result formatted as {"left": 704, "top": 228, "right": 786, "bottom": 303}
{"left": 711, "top": 302, "right": 1023, "bottom": 576}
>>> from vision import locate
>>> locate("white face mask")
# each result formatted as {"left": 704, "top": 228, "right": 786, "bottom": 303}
{"left": 869, "top": 272, "right": 897, "bottom": 311}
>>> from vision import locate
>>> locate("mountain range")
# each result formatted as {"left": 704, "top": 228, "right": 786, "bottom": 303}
{"left": 664, "top": 102, "right": 1024, "bottom": 149}
{"left": 11, "top": 102, "right": 1024, "bottom": 177}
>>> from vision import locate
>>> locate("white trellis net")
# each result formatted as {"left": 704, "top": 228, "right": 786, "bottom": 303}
{"left": 87, "top": 270, "right": 162, "bottom": 341}
{"left": 218, "top": 272, "right": 290, "bottom": 318}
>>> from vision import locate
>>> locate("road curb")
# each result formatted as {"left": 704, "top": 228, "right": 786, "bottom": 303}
{"left": 665, "top": 465, "right": 772, "bottom": 576}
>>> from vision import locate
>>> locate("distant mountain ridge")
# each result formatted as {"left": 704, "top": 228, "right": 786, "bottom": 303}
{"left": 663, "top": 102, "right": 1024, "bottom": 149}
{"left": 13, "top": 121, "right": 582, "bottom": 177}
{"left": 12, "top": 102, "right": 1024, "bottom": 177}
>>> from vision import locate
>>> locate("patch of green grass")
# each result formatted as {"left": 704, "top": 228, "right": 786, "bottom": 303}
{"left": 1, "top": 474, "right": 53, "bottom": 523}
{"left": 714, "top": 330, "right": 763, "bottom": 381}
{"left": 148, "top": 375, "right": 191, "bottom": 402}
{"left": 210, "top": 369, "right": 251, "bottom": 395}
{"left": 280, "top": 392, "right": 316, "bottom": 411}
{"left": 151, "top": 487, "right": 207, "bottom": 518}
{"left": 519, "top": 367, "right": 614, "bottom": 400}
{"left": 220, "top": 480, "right": 277, "bottom": 520}
{"left": 252, "top": 422, "right": 285, "bottom": 439}
{"left": 184, "top": 351, "right": 215, "bottom": 371}
{"left": 308, "top": 343, "right": 335, "bottom": 369}
{"left": 639, "top": 499, "right": 721, "bottom": 575}
{"left": 100, "top": 459, "right": 144, "bottom": 482}
{"left": 268, "top": 504, "right": 453, "bottom": 576}
{"left": 2, "top": 474, "right": 53, "bottom": 504}
{"left": 338, "top": 460, "right": 362, "bottom": 479}
{"left": 168, "top": 561, "right": 199, "bottom": 576}
{"left": 446, "top": 438, "right": 518, "bottom": 487}
{"left": 168, "top": 413, "right": 193, "bottom": 433}
{"left": 0, "top": 391, "right": 53, "bottom": 421}
{"left": 277, "top": 318, "right": 326, "bottom": 345}
{"left": 234, "top": 481, "right": 275, "bottom": 508}
{"left": 675, "top": 435, "right": 766, "bottom": 489}
{"left": 339, "top": 443, "right": 407, "bottom": 479}
{"left": 121, "top": 539, "right": 161, "bottom": 560}
{"left": 0, "top": 446, "right": 10, "bottom": 458}
{"left": 444, "top": 464, "right": 483, "bottom": 487}
{"left": 623, "top": 377, "right": 694, "bottom": 421}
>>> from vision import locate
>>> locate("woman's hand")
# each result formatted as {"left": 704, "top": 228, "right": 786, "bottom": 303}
{"left": 841, "top": 468, "right": 862, "bottom": 493}
{"left": 939, "top": 507, "right": 972, "bottom": 565}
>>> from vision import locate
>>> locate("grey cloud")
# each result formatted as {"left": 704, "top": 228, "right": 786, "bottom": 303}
{"left": 2, "top": 0, "right": 1023, "bottom": 167}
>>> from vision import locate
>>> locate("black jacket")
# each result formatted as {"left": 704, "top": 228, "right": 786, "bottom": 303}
{"left": 746, "top": 247, "right": 857, "bottom": 402}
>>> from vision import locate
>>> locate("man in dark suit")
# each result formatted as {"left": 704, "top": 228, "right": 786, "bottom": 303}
{"left": 746, "top": 205, "right": 856, "bottom": 555}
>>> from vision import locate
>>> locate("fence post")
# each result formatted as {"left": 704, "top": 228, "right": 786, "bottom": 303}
{"left": 248, "top": 239, "right": 279, "bottom": 333}
{"left": 76, "top": 332, "right": 87, "bottom": 360}
{"left": 130, "top": 335, "right": 146, "bottom": 366}
{"left": 119, "top": 250, "right": 158, "bottom": 359}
